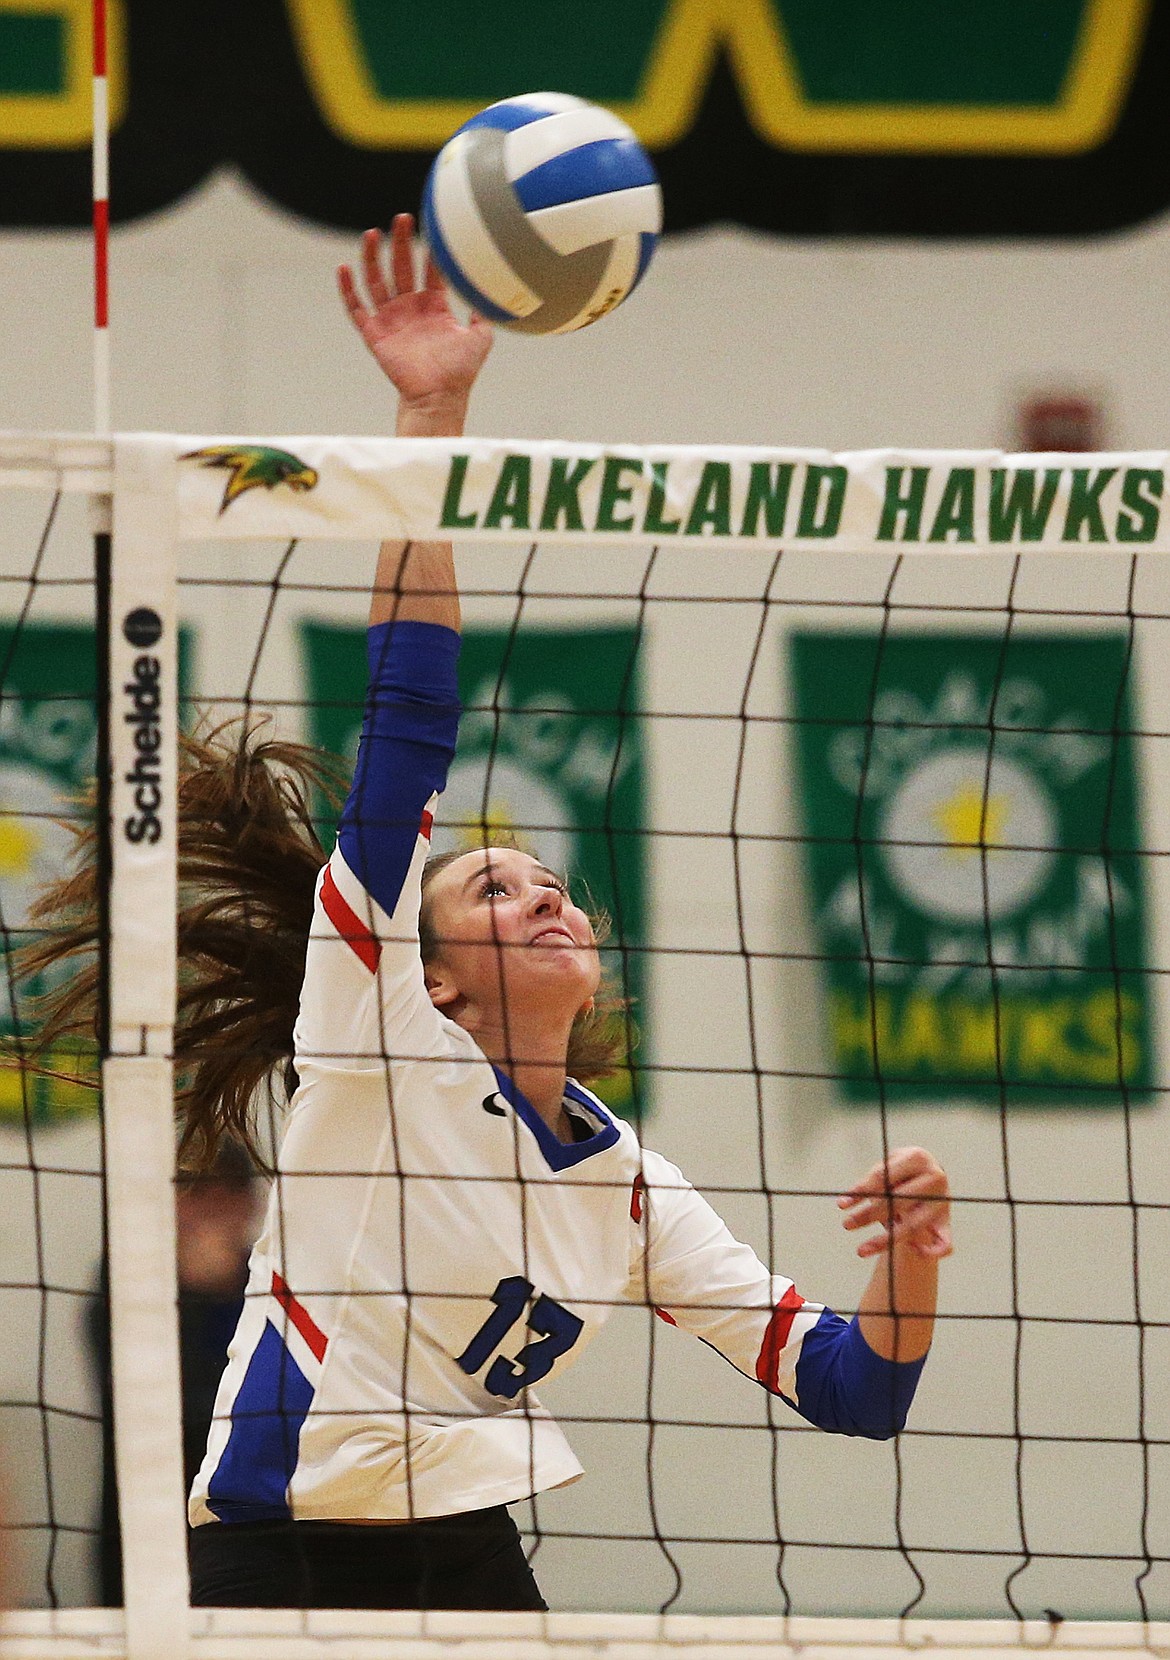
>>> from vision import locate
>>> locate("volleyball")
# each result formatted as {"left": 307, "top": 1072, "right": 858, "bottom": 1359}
{"left": 422, "top": 92, "right": 662, "bottom": 336}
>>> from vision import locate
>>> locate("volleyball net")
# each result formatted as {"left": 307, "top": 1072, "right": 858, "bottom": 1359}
{"left": 1, "top": 431, "right": 1169, "bottom": 1659}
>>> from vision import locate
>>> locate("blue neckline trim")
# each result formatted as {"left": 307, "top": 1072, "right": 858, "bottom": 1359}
{"left": 491, "top": 1066, "right": 621, "bottom": 1171}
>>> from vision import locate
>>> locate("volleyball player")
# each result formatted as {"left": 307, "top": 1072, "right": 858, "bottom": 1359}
{"left": 29, "top": 216, "right": 952, "bottom": 1611}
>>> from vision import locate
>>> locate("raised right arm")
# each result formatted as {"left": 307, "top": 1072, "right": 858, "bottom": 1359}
{"left": 333, "top": 214, "right": 492, "bottom": 913}
{"left": 339, "top": 214, "right": 492, "bottom": 636}
{"left": 333, "top": 215, "right": 493, "bottom": 916}
{"left": 292, "top": 222, "right": 492, "bottom": 1062}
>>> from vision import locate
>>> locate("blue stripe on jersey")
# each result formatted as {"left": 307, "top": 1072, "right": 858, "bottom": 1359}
{"left": 513, "top": 139, "right": 659, "bottom": 213}
{"left": 492, "top": 1067, "right": 621, "bottom": 1170}
{"left": 788, "top": 1309, "right": 926, "bottom": 1440}
{"left": 206, "top": 1320, "right": 314, "bottom": 1522}
{"left": 337, "top": 620, "right": 462, "bottom": 919}
{"left": 421, "top": 176, "right": 518, "bottom": 324}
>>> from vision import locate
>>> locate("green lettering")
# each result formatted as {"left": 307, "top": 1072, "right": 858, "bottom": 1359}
{"left": 878, "top": 466, "right": 930, "bottom": 542}
{"left": 739, "top": 461, "right": 793, "bottom": 538}
{"left": 796, "top": 464, "right": 848, "bottom": 539}
{"left": 538, "top": 456, "right": 596, "bottom": 532}
{"left": 483, "top": 454, "right": 532, "bottom": 530}
{"left": 988, "top": 467, "right": 1061, "bottom": 542}
{"left": 439, "top": 454, "right": 478, "bottom": 529}
{"left": 643, "top": 460, "right": 681, "bottom": 535}
{"left": 1062, "top": 467, "right": 1117, "bottom": 543}
{"left": 1116, "top": 469, "right": 1164, "bottom": 544}
{"left": 927, "top": 468, "right": 976, "bottom": 543}
{"left": 595, "top": 456, "right": 644, "bottom": 533}
{"left": 684, "top": 461, "right": 732, "bottom": 537}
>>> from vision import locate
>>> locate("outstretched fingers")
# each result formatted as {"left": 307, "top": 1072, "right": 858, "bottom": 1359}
{"left": 337, "top": 262, "right": 372, "bottom": 338}
{"left": 363, "top": 224, "right": 397, "bottom": 308}
{"left": 424, "top": 253, "right": 447, "bottom": 294}
{"left": 388, "top": 213, "right": 417, "bottom": 298}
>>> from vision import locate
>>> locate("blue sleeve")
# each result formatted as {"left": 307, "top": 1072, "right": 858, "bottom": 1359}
{"left": 336, "top": 619, "right": 461, "bottom": 917}
{"left": 787, "top": 1308, "right": 927, "bottom": 1440}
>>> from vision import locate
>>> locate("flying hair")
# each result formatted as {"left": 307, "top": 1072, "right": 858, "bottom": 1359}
{"left": 16, "top": 723, "right": 631, "bottom": 1173}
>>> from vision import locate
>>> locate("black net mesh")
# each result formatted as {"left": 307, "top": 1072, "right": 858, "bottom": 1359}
{"left": 2, "top": 484, "right": 1168, "bottom": 1627}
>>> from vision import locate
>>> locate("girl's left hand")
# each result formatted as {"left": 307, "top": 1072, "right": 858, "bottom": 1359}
{"left": 838, "top": 1145, "right": 953, "bottom": 1260}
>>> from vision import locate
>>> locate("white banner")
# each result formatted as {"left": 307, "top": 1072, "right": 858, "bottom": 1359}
{"left": 108, "top": 432, "right": 1170, "bottom": 553}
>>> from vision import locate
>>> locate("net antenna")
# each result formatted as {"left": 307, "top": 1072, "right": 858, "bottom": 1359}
{"left": 1, "top": 434, "right": 1169, "bottom": 1659}
{"left": 92, "top": 0, "right": 109, "bottom": 440}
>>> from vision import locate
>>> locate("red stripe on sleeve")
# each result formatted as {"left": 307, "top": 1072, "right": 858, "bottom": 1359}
{"left": 320, "top": 865, "right": 381, "bottom": 973}
{"left": 755, "top": 1284, "right": 806, "bottom": 1393}
{"left": 420, "top": 808, "right": 433, "bottom": 840}
{"left": 271, "top": 1271, "right": 328, "bottom": 1364}
{"left": 654, "top": 1307, "right": 677, "bottom": 1326}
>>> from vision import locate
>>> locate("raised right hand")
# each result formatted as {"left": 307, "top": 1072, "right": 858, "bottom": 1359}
{"left": 338, "top": 214, "right": 493, "bottom": 419}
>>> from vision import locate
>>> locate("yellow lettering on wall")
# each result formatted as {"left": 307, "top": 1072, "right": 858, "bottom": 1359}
{"left": 283, "top": 0, "right": 1149, "bottom": 155}
{"left": 1014, "top": 1000, "right": 1080, "bottom": 1078}
{"left": 0, "top": 0, "right": 126, "bottom": 149}
{"left": 832, "top": 990, "right": 887, "bottom": 1070}
{"left": 953, "top": 1001, "right": 1000, "bottom": 1072}
{"left": 896, "top": 996, "right": 947, "bottom": 1068}
{"left": 1080, "top": 988, "right": 1142, "bottom": 1084}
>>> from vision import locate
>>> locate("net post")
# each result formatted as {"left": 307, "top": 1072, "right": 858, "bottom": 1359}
{"left": 99, "top": 448, "right": 189, "bottom": 1659}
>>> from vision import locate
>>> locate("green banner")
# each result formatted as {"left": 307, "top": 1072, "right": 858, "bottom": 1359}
{"left": 0, "top": 620, "right": 194, "bottom": 1127}
{"left": 0, "top": 622, "right": 99, "bottom": 1125}
{"left": 301, "top": 622, "right": 647, "bottom": 1117}
{"left": 790, "top": 632, "right": 1153, "bottom": 1106}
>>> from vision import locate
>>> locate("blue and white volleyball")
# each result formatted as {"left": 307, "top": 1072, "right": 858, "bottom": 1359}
{"left": 422, "top": 92, "right": 662, "bottom": 335}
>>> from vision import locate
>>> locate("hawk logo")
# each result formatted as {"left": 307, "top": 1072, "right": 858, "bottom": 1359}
{"left": 182, "top": 445, "right": 319, "bottom": 515}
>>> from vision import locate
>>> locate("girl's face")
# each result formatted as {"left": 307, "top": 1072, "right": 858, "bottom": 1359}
{"left": 421, "top": 846, "right": 601, "bottom": 1028}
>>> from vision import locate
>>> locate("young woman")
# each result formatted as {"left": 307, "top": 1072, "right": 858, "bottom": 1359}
{"left": 30, "top": 216, "right": 952, "bottom": 1612}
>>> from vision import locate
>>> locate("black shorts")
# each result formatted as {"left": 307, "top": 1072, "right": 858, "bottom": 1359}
{"left": 188, "top": 1507, "right": 547, "bottom": 1611}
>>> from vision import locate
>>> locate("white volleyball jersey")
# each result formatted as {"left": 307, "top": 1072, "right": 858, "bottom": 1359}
{"left": 188, "top": 620, "right": 885, "bottom": 1529}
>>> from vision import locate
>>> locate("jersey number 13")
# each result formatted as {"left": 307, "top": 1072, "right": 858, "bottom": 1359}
{"left": 456, "top": 1276, "right": 584, "bottom": 1400}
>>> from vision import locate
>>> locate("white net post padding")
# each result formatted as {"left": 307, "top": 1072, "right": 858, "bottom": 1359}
{"left": 2, "top": 431, "right": 1170, "bottom": 1659}
{"left": 102, "top": 446, "right": 187, "bottom": 1660}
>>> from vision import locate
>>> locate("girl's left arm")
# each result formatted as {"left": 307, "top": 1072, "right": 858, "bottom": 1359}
{"left": 839, "top": 1145, "right": 952, "bottom": 1363}
{"left": 629, "top": 1146, "right": 951, "bottom": 1442}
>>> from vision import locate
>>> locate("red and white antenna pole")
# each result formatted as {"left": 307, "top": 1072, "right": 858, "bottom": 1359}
{"left": 92, "top": 0, "right": 110, "bottom": 434}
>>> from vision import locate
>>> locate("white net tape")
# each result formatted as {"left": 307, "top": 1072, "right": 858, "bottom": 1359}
{"left": 5, "top": 1610, "right": 1170, "bottom": 1660}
